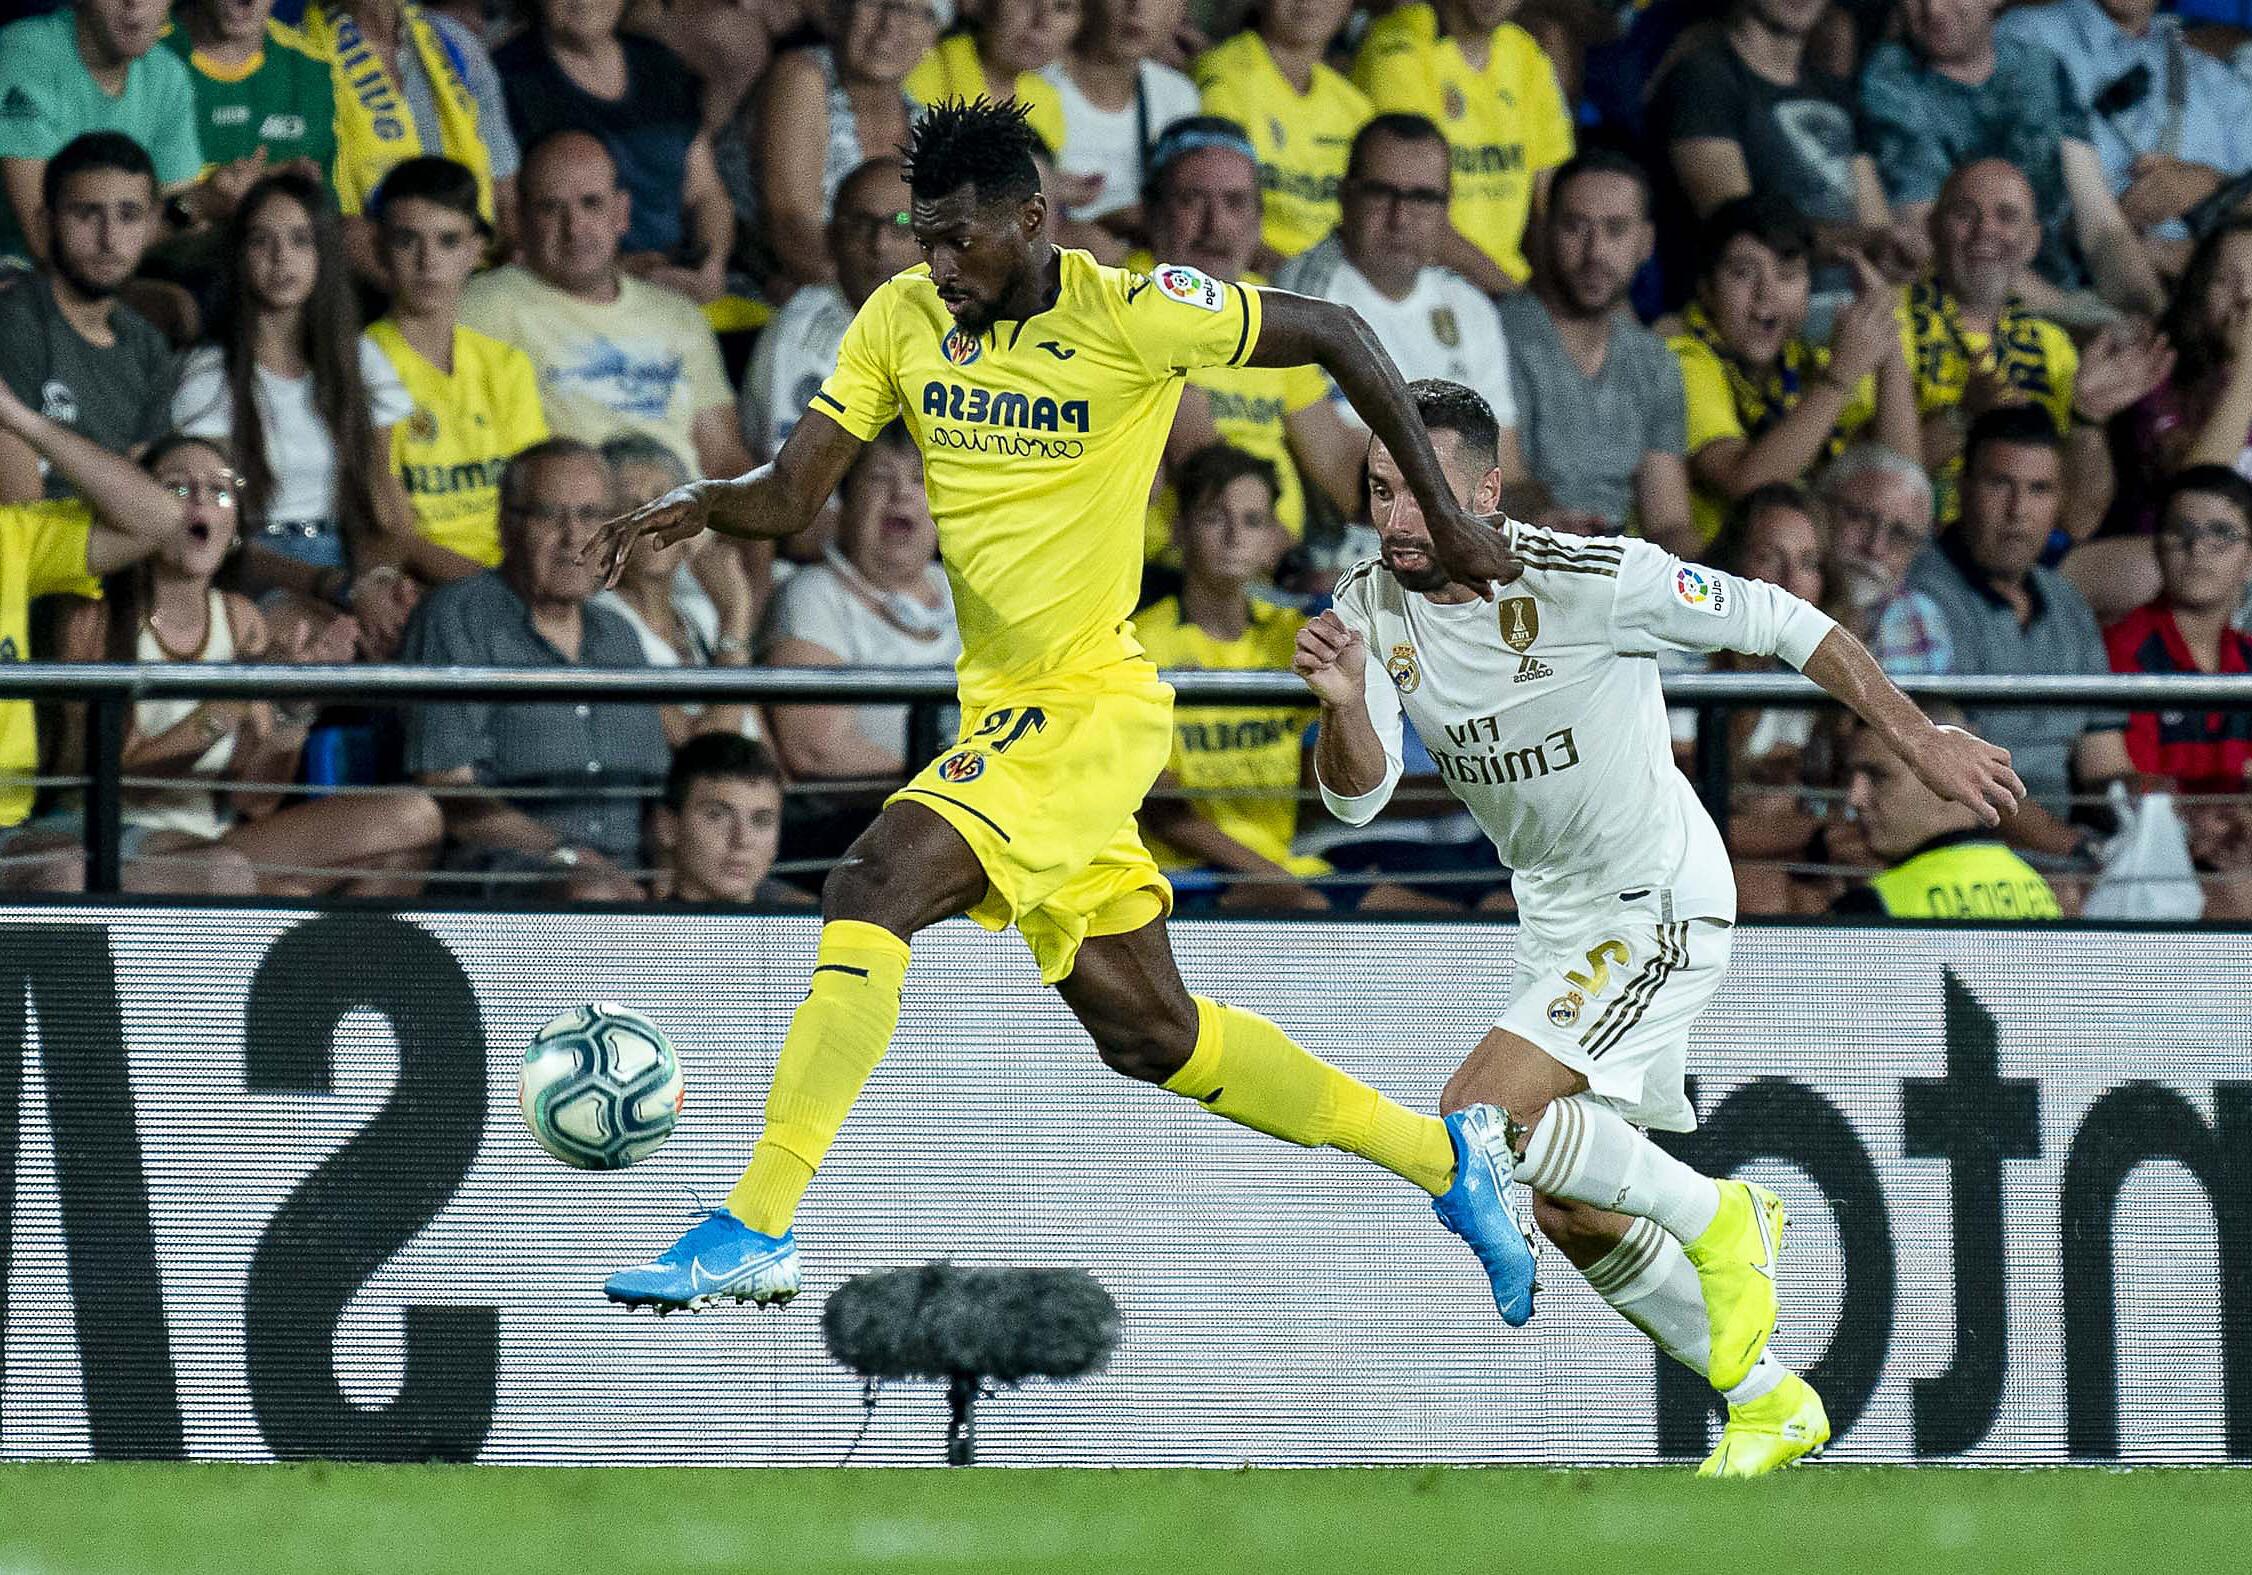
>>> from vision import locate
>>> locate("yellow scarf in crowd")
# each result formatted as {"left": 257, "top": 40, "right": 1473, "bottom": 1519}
{"left": 300, "top": 2, "right": 494, "bottom": 222}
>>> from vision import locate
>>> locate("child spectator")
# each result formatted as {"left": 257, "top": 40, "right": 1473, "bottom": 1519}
{"left": 759, "top": 0, "right": 938, "bottom": 292}
{"left": 647, "top": 732, "right": 815, "bottom": 905}
{"left": 298, "top": 0, "right": 522, "bottom": 259}
{"left": 762, "top": 423, "right": 959, "bottom": 782}
{"left": 591, "top": 432, "right": 764, "bottom": 747}
{"left": 366, "top": 156, "right": 549, "bottom": 582}
{"left": 171, "top": 168, "right": 422, "bottom": 654}
{"left": 0, "top": 134, "right": 176, "bottom": 503}
{"left": 494, "top": 0, "right": 733, "bottom": 304}
{"left": 1193, "top": 0, "right": 1371, "bottom": 263}
{"left": 164, "top": 0, "right": 339, "bottom": 197}
{"left": 1040, "top": 0, "right": 1200, "bottom": 236}
{"left": 0, "top": 0, "right": 203, "bottom": 263}
{"left": 1352, "top": 0, "right": 1572, "bottom": 296}
{"left": 49, "top": 434, "right": 443, "bottom": 895}
{"left": 907, "top": 0, "right": 1076, "bottom": 156}
{"left": 1135, "top": 443, "right": 1329, "bottom": 911}
{"left": 1667, "top": 197, "right": 1916, "bottom": 547}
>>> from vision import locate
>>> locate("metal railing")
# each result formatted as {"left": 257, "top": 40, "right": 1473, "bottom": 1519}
{"left": 4, "top": 663, "right": 2250, "bottom": 894}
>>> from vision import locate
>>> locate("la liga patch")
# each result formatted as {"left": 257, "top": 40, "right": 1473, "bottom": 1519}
{"left": 1673, "top": 564, "right": 1730, "bottom": 617}
{"left": 1153, "top": 264, "right": 1225, "bottom": 312}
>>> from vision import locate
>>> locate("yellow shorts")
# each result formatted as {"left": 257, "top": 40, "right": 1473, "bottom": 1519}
{"left": 889, "top": 664, "right": 1176, "bottom": 984}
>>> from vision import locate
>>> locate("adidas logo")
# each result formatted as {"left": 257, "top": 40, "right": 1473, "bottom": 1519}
{"left": 1513, "top": 656, "right": 1553, "bottom": 684}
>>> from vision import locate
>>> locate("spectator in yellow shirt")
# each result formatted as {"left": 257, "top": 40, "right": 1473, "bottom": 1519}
{"left": 1668, "top": 197, "right": 1918, "bottom": 546}
{"left": 906, "top": 0, "right": 1077, "bottom": 156}
{"left": 1135, "top": 443, "right": 1330, "bottom": 910}
{"left": 1352, "top": 0, "right": 1572, "bottom": 295}
{"left": 1194, "top": 0, "right": 1372, "bottom": 264}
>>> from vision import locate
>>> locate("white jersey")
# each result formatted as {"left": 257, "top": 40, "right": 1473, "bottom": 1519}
{"left": 1321, "top": 523, "right": 1835, "bottom": 947}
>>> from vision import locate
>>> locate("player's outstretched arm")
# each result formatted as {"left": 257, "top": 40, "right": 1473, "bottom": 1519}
{"left": 1799, "top": 625, "right": 2028, "bottom": 827}
{"left": 1247, "top": 290, "right": 1519, "bottom": 596}
{"left": 584, "top": 409, "right": 864, "bottom": 586}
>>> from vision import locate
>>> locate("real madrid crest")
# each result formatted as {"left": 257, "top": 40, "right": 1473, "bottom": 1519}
{"left": 1546, "top": 991, "right": 1583, "bottom": 1028}
{"left": 1386, "top": 642, "right": 1421, "bottom": 694}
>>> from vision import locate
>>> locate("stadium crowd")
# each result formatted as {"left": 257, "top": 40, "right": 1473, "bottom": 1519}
{"left": 0, "top": 0, "right": 2249, "bottom": 916}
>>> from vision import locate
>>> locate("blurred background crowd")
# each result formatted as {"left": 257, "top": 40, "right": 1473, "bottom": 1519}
{"left": 0, "top": 0, "right": 2248, "bottom": 916}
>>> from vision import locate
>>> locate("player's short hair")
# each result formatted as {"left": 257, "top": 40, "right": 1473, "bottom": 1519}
{"left": 1962, "top": 404, "right": 2062, "bottom": 475}
{"left": 1175, "top": 442, "right": 1281, "bottom": 521}
{"left": 1696, "top": 195, "right": 1813, "bottom": 282}
{"left": 1547, "top": 147, "right": 1653, "bottom": 221}
{"left": 664, "top": 733, "right": 782, "bottom": 813}
{"left": 1145, "top": 115, "right": 1256, "bottom": 203}
{"left": 2160, "top": 463, "right": 2252, "bottom": 528}
{"left": 499, "top": 436, "right": 609, "bottom": 516}
{"left": 1408, "top": 379, "right": 1500, "bottom": 472}
{"left": 370, "top": 155, "right": 492, "bottom": 238}
{"left": 903, "top": 97, "right": 1042, "bottom": 209}
{"left": 1345, "top": 113, "right": 1448, "bottom": 184}
{"left": 42, "top": 131, "right": 156, "bottom": 214}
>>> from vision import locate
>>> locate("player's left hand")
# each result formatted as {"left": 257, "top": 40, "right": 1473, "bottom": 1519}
{"left": 1908, "top": 723, "right": 2027, "bottom": 827}
{"left": 1432, "top": 505, "right": 1522, "bottom": 598}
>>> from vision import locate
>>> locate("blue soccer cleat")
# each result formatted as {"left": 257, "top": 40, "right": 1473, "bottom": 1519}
{"left": 1432, "top": 1104, "right": 1538, "bottom": 1327}
{"left": 604, "top": 1206, "right": 801, "bottom": 1313}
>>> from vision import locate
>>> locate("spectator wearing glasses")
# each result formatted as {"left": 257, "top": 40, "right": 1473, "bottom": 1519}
{"left": 647, "top": 731, "right": 815, "bottom": 905}
{"left": 1352, "top": 0, "right": 1573, "bottom": 297}
{"left": 495, "top": 0, "right": 734, "bottom": 305}
{"left": 1040, "top": 0, "right": 1201, "bottom": 237}
{"left": 1860, "top": 0, "right": 2163, "bottom": 321}
{"left": 1668, "top": 196, "right": 1917, "bottom": 549}
{"left": 1193, "top": 0, "right": 1371, "bottom": 264}
{"left": 1997, "top": 0, "right": 2252, "bottom": 272}
{"left": 907, "top": 0, "right": 1076, "bottom": 157}
{"left": 1816, "top": 443, "right": 1953, "bottom": 677}
{"left": 759, "top": 0, "right": 939, "bottom": 294}
{"left": 401, "top": 438, "right": 668, "bottom": 900}
{"left": 1275, "top": 113, "right": 1523, "bottom": 480}
{"left": 0, "top": 134, "right": 176, "bottom": 505}
{"left": 49, "top": 434, "right": 443, "bottom": 895}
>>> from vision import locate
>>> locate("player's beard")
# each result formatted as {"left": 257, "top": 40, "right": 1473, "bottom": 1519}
{"left": 1382, "top": 540, "right": 1452, "bottom": 593}
{"left": 951, "top": 258, "right": 1033, "bottom": 337}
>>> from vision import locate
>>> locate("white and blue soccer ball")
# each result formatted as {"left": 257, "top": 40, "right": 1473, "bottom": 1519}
{"left": 520, "top": 1005, "right": 684, "bottom": 1170}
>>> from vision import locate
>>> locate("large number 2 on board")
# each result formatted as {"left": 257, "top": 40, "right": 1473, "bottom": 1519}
{"left": 972, "top": 706, "right": 1048, "bottom": 753}
{"left": 1563, "top": 939, "right": 1630, "bottom": 998}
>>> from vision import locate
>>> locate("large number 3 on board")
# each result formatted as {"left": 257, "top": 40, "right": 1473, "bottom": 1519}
{"left": 1563, "top": 939, "right": 1630, "bottom": 998}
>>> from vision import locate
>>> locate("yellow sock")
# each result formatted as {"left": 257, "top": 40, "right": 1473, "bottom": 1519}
{"left": 1162, "top": 997, "right": 1456, "bottom": 1196}
{"left": 726, "top": 920, "right": 912, "bottom": 1233}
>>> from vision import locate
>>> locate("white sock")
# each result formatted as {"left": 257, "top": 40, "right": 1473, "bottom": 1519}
{"left": 1582, "top": 1217, "right": 1788, "bottom": 1405}
{"left": 1581, "top": 1216, "right": 1711, "bottom": 1377}
{"left": 1517, "top": 1095, "right": 1721, "bottom": 1243}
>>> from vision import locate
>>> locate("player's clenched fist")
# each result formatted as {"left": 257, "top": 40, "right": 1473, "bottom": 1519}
{"left": 1294, "top": 611, "right": 1367, "bottom": 706}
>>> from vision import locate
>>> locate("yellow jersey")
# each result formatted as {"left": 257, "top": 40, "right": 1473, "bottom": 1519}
{"left": 1194, "top": 31, "right": 1372, "bottom": 260}
{"left": 1671, "top": 324, "right": 1876, "bottom": 544}
{"left": 0, "top": 500, "right": 96, "bottom": 826}
{"left": 369, "top": 319, "right": 551, "bottom": 568}
{"left": 1133, "top": 594, "right": 1322, "bottom": 872}
{"left": 1898, "top": 280, "right": 2077, "bottom": 523}
{"left": 1352, "top": 7, "right": 1572, "bottom": 284}
{"left": 906, "top": 34, "right": 1068, "bottom": 158}
{"left": 816, "top": 248, "right": 1264, "bottom": 703}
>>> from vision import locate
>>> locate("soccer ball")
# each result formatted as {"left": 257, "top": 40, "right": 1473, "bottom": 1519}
{"left": 520, "top": 1005, "right": 684, "bottom": 1170}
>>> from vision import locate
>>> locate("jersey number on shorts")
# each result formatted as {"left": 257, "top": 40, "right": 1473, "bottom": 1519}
{"left": 971, "top": 706, "right": 1048, "bottom": 752}
{"left": 1563, "top": 939, "right": 1630, "bottom": 998}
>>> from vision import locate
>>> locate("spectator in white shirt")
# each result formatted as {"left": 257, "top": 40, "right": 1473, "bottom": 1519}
{"left": 1040, "top": 0, "right": 1200, "bottom": 239}
{"left": 1276, "top": 113, "right": 1525, "bottom": 485}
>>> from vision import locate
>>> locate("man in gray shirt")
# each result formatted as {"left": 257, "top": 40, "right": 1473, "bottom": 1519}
{"left": 1496, "top": 149, "right": 1697, "bottom": 555}
{"left": 402, "top": 438, "right": 669, "bottom": 900}
{"left": 1907, "top": 406, "right": 2131, "bottom": 855}
{"left": 0, "top": 133, "right": 174, "bottom": 502}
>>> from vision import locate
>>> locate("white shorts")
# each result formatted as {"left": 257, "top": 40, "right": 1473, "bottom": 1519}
{"left": 1496, "top": 917, "right": 1732, "bottom": 1133}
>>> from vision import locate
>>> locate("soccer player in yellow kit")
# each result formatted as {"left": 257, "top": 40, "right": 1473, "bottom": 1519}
{"left": 592, "top": 98, "right": 1537, "bottom": 1318}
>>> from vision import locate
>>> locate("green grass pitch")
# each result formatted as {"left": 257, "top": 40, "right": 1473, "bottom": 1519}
{"left": 4, "top": 1463, "right": 2249, "bottom": 1574}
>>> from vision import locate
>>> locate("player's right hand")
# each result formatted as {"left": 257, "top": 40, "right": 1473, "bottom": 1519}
{"left": 1294, "top": 611, "right": 1368, "bottom": 707}
{"left": 582, "top": 482, "right": 714, "bottom": 588}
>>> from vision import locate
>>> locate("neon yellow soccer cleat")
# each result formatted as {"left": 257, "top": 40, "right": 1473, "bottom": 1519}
{"left": 1683, "top": 1179, "right": 1785, "bottom": 1391}
{"left": 1698, "top": 1373, "right": 1830, "bottom": 1478}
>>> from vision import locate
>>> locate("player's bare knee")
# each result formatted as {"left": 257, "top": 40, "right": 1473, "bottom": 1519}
{"left": 1531, "top": 1193, "right": 1611, "bottom": 1256}
{"left": 1089, "top": 1004, "right": 1194, "bottom": 1083}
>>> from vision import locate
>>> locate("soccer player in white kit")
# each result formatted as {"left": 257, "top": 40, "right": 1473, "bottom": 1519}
{"left": 1298, "top": 382, "right": 2026, "bottom": 1476}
